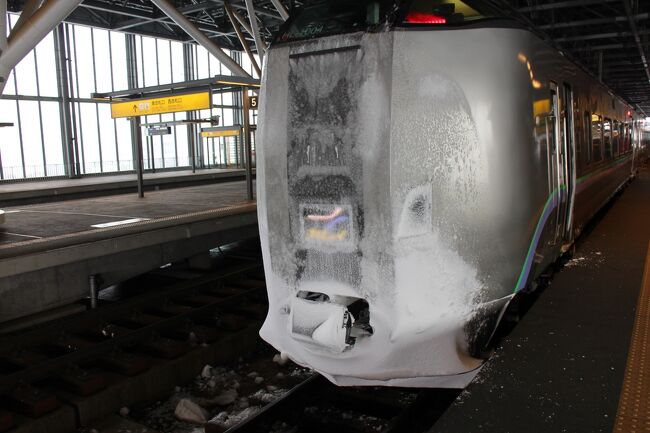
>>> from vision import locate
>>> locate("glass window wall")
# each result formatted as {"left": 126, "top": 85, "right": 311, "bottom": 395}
{"left": 1, "top": 14, "right": 249, "bottom": 181}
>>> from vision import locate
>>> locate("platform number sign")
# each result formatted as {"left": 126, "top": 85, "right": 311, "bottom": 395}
{"left": 249, "top": 95, "right": 258, "bottom": 109}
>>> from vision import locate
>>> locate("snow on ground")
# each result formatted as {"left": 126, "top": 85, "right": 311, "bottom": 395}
{"left": 124, "top": 348, "right": 312, "bottom": 433}
{"left": 564, "top": 251, "right": 605, "bottom": 268}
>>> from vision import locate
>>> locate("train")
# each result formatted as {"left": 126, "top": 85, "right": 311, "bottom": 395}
{"left": 255, "top": 0, "right": 647, "bottom": 388}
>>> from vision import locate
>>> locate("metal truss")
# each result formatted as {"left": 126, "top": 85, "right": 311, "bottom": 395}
{"left": 492, "top": 0, "right": 650, "bottom": 115}
{"left": 5, "top": 0, "right": 649, "bottom": 114}
{"left": 7, "top": 0, "right": 294, "bottom": 51}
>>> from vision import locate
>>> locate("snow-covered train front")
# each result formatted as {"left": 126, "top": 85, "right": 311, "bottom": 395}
{"left": 256, "top": 0, "right": 639, "bottom": 387}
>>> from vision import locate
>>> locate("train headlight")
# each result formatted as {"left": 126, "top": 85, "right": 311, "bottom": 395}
{"left": 396, "top": 185, "right": 432, "bottom": 239}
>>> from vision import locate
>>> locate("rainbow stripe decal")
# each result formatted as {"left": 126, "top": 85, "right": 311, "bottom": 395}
{"left": 513, "top": 154, "right": 632, "bottom": 293}
{"left": 513, "top": 186, "right": 565, "bottom": 293}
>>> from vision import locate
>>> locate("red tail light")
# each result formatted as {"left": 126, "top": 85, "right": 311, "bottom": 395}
{"left": 404, "top": 11, "right": 447, "bottom": 24}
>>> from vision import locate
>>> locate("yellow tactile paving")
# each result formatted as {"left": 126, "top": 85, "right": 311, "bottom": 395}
{"left": 614, "top": 241, "right": 650, "bottom": 433}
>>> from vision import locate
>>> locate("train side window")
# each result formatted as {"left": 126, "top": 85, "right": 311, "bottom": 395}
{"left": 603, "top": 118, "right": 612, "bottom": 159}
{"left": 575, "top": 105, "right": 583, "bottom": 162}
{"left": 591, "top": 114, "right": 602, "bottom": 162}
{"left": 624, "top": 123, "right": 631, "bottom": 153}
{"left": 612, "top": 120, "right": 620, "bottom": 157}
{"left": 583, "top": 111, "right": 591, "bottom": 164}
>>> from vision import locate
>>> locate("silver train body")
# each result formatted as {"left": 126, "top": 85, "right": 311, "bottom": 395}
{"left": 256, "top": 24, "right": 645, "bottom": 387}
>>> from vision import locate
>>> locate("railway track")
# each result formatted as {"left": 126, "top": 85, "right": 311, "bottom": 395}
{"left": 211, "top": 375, "right": 460, "bottom": 433}
{"left": 0, "top": 241, "right": 268, "bottom": 433}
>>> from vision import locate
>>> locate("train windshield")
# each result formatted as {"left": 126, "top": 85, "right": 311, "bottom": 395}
{"left": 275, "top": 0, "right": 397, "bottom": 43}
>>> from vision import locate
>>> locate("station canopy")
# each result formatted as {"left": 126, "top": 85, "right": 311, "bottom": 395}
{"left": 6, "top": 0, "right": 649, "bottom": 115}
{"left": 493, "top": 0, "right": 650, "bottom": 116}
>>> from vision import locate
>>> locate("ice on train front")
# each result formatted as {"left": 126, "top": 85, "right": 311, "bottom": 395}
{"left": 256, "top": 1, "right": 497, "bottom": 387}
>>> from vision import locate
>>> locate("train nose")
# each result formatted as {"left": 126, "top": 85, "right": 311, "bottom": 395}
{"left": 289, "top": 290, "right": 373, "bottom": 353}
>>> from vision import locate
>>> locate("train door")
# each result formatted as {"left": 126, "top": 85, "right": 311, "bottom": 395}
{"left": 561, "top": 83, "right": 576, "bottom": 242}
{"left": 547, "top": 82, "right": 570, "bottom": 244}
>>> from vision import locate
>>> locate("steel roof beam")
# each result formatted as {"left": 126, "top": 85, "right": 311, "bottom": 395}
{"left": 113, "top": 1, "right": 221, "bottom": 31}
{"left": 555, "top": 31, "right": 634, "bottom": 42}
{"left": 10, "top": 0, "right": 46, "bottom": 39}
{"left": 150, "top": 0, "right": 250, "bottom": 77}
{"left": 622, "top": 0, "right": 650, "bottom": 84}
{"left": 518, "top": 0, "right": 619, "bottom": 13}
{"left": 571, "top": 43, "right": 650, "bottom": 51}
{"left": 0, "top": 1, "right": 6, "bottom": 57}
{"left": 539, "top": 13, "right": 648, "bottom": 30}
{"left": 244, "top": 0, "right": 265, "bottom": 61}
{"left": 269, "top": 0, "right": 289, "bottom": 21}
{"left": 230, "top": 7, "right": 268, "bottom": 52}
{"left": 555, "top": 29, "right": 650, "bottom": 43}
{"left": 80, "top": 1, "right": 155, "bottom": 21}
{"left": 572, "top": 43, "right": 626, "bottom": 51}
{"left": 1, "top": 0, "right": 84, "bottom": 94}
{"left": 224, "top": 0, "right": 261, "bottom": 76}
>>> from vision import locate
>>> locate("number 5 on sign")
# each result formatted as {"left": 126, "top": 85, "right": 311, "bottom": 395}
{"left": 249, "top": 96, "right": 258, "bottom": 109}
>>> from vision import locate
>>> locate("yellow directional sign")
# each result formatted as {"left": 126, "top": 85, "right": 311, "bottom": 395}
{"left": 111, "top": 92, "right": 211, "bottom": 119}
{"left": 201, "top": 128, "right": 241, "bottom": 138}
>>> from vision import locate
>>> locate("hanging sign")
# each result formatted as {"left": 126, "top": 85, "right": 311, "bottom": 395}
{"left": 111, "top": 92, "right": 211, "bottom": 119}
{"left": 201, "top": 127, "right": 241, "bottom": 138}
{"left": 148, "top": 126, "right": 172, "bottom": 136}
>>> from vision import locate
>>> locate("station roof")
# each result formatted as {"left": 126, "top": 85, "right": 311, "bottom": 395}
{"left": 494, "top": 0, "right": 650, "bottom": 116}
{"left": 6, "top": 0, "right": 649, "bottom": 115}
{"left": 7, "top": 0, "right": 290, "bottom": 50}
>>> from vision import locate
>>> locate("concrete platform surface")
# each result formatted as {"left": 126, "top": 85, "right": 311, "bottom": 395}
{"left": 0, "top": 181, "right": 257, "bottom": 323}
{"left": 0, "top": 181, "right": 255, "bottom": 247}
{"left": 430, "top": 171, "right": 650, "bottom": 433}
{"left": 0, "top": 168, "right": 250, "bottom": 206}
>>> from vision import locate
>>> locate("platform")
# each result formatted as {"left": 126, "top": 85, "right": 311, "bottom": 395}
{"left": 0, "top": 181, "right": 257, "bottom": 323}
{"left": 0, "top": 168, "right": 251, "bottom": 206}
{"left": 430, "top": 169, "right": 650, "bottom": 433}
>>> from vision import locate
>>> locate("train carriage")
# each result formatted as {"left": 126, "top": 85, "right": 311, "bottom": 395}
{"left": 256, "top": 0, "right": 644, "bottom": 387}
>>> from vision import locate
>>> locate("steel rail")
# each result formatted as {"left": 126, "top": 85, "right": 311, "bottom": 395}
{"left": 223, "top": 374, "right": 324, "bottom": 433}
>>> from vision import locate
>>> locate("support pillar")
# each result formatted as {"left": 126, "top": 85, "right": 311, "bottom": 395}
{"left": 132, "top": 116, "right": 144, "bottom": 198}
{"left": 126, "top": 33, "right": 144, "bottom": 197}
{"left": 243, "top": 87, "right": 253, "bottom": 201}
{"left": 54, "top": 23, "right": 77, "bottom": 178}
{"left": 183, "top": 43, "right": 197, "bottom": 172}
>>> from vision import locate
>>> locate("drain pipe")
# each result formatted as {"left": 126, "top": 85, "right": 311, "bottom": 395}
{"left": 89, "top": 274, "right": 100, "bottom": 309}
{"left": 0, "top": 0, "right": 83, "bottom": 94}
{"left": 150, "top": 0, "right": 251, "bottom": 78}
